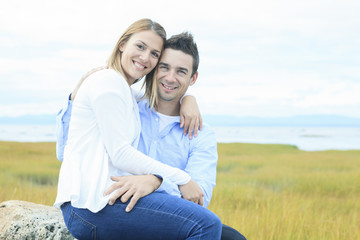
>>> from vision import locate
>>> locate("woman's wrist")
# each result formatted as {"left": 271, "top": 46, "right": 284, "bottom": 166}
{"left": 152, "top": 174, "right": 163, "bottom": 190}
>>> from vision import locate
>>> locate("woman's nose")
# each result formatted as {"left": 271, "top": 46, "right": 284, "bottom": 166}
{"left": 139, "top": 51, "right": 150, "bottom": 63}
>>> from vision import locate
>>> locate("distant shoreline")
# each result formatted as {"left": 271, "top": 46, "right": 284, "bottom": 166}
{"left": 1, "top": 114, "right": 360, "bottom": 127}
{"left": 1, "top": 125, "right": 360, "bottom": 152}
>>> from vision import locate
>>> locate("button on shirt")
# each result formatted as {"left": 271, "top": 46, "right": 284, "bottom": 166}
{"left": 137, "top": 100, "right": 218, "bottom": 207}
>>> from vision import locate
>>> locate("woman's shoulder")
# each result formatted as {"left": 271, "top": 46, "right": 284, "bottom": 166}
{"left": 88, "top": 68, "right": 123, "bottom": 83}
{"left": 83, "top": 68, "right": 128, "bottom": 92}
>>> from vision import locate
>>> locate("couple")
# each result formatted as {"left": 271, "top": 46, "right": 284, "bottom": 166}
{"left": 55, "top": 18, "right": 246, "bottom": 240}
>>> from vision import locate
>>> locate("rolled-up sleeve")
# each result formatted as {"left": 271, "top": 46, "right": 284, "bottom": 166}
{"left": 55, "top": 96, "right": 72, "bottom": 161}
{"left": 186, "top": 126, "right": 218, "bottom": 208}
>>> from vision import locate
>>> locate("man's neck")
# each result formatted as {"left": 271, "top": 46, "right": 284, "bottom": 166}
{"left": 156, "top": 99, "right": 181, "bottom": 116}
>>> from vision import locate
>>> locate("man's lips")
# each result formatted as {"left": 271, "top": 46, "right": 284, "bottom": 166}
{"left": 160, "top": 82, "right": 177, "bottom": 90}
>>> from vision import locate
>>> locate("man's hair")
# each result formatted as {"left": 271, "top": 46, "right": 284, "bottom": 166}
{"left": 165, "top": 32, "right": 199, "bottom": 77}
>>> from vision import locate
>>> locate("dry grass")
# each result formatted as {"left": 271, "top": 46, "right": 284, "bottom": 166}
{"left": 0, "top": 141, "right": 359, "bottom": 239}
{"left": 209, "top": 143, "right": 360, "bottom": 240}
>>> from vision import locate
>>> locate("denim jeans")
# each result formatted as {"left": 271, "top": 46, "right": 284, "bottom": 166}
{"left": 61, "top": 192, "right": 222, "bottom": 240}
{"left": 221, "top": 224, "right": 247, "bottom": 240}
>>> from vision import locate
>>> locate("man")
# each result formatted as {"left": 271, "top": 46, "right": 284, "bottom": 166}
{"left": 57, "top": 32, "right": 246, "bottom": 240}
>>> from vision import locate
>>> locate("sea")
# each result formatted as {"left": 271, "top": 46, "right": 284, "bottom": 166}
{"left": 0, "top": 125, "right": 360, "bottom": 151}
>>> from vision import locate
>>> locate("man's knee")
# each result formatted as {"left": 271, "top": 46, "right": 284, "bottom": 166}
{"left": 221, "top": 224, "right": 247, "bottom": 240}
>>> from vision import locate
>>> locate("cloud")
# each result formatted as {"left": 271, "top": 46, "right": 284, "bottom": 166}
{"left": 1, "top": 0, "right": 360, "bottom": 118}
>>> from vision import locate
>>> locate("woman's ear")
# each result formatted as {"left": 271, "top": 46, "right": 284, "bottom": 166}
{"left": 119, "top": 42, "right": 126, "bottom": 52}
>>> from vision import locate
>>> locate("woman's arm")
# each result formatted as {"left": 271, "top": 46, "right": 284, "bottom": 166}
{"left": 83, "top": 72, "right": 191, "bottom": 185}
{"left": 180, "top": 95, "right": 203, "bottom": 139}
{"left": 91, "top": 88, "right": 191, "bottom": 185}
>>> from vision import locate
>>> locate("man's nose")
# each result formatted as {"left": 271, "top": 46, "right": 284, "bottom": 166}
{"left": 164, "top": 70, "right": 176, "bottom": 82}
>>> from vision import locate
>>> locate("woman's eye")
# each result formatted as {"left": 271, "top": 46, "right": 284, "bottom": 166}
{"left": 151, "top": 52, "right": 159, "bottom": 58}
{"left": 136, "top": 44, "right": 144, "bottom": 50}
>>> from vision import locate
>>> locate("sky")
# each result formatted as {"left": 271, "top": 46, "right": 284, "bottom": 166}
{"left": 1, "top": 0, "right": 359, "bottom": 118}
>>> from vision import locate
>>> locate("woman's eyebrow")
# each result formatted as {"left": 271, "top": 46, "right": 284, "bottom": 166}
{"left": 138, "top": 40, "right": 161, "bottom": 53}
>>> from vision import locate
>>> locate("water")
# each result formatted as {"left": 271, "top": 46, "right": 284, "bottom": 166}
{"left": 0, "top": 125, "right": 56, "bottom": 142}
{"left": 213, "top": 126, "right": 360, "bottom": 151}
{"left": 0, "top": 125, "right": 359, "bottom": 151}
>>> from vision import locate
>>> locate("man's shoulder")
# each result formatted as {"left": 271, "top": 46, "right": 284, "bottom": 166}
{"left": 188, "top": 122, "right": 217, "bottom": 151}
{"left": 183, "top": 122, "right": 217, "bottom": 144}
{"left": 137, "top": 99, "right": 151, "bottom": 112}
{"left": 198, "top": 122, "right": 215, "bottom": 133}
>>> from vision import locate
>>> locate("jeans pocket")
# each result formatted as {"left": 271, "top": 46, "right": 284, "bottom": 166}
{"left": 68, "top": 209, "right": 96, "bottom": 240}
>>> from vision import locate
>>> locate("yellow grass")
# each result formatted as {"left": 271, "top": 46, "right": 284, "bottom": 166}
{"left": 0, "top": 141, "right": 359, "bottom": 239}
{"left": 0, "top": 141, "right": 60, "bottom": 205}
{"left": 209, "top": 143, "right": 360, "bottom": 240}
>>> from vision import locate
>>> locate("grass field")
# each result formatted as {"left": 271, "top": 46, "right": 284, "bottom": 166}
{"left": 0, "top": 141, "right": 359, "bottom": 239}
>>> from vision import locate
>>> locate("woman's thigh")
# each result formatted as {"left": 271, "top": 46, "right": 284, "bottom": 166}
{"left": 62, "top": 192, "right": 222, "bottom": 240}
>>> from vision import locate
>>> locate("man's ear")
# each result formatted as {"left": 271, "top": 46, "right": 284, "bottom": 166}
{"left": 189, "top": 72, "right": 198, "bottom": 86}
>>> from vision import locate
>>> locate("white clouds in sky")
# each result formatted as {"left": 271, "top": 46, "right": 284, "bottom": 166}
{"left": 0, "top": 0, "right": 359, "bottom": 117}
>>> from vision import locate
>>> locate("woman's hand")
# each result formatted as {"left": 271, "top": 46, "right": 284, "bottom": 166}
{"left": 179, "top": 179, "right": 204, "bottom": 206}
{"left": 104, "top": 175, "right": 162, "bottom": 212}
{"left": 180, "top": 95, "right": 203, "bottom": 139}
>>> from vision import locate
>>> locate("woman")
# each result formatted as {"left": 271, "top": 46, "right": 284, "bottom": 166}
{"left": 54, "top": 19, "right": 222, "bottom": 239}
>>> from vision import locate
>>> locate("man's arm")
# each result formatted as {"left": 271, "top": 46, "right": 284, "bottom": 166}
{"left": 183, "top": 125, "right": 218, "bottom": 208}
{"left": 55, "top": 95, "right": 72, "bottom": 161}
{"left": 56, "top": 67, "right": 108, "bottom": 161}
{"left": 155, "top": 125, "right": 218, "bottom": 208}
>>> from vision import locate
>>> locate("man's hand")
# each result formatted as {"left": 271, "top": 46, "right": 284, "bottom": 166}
{"left": 71, "top": 65, "right": 109, "bottom": 100}
{"left": 179, "top": 179, "right": 204, "bottom": 206}
{"left": 104, "top": 175, "right": 162, "bottom": 212}
{"left": 180, "top": 95, "right": 202, "bottom": 139}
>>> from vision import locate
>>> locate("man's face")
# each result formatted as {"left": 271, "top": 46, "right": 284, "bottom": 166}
{"left": 156, "top": 48, "right": 197, "bottom": 103}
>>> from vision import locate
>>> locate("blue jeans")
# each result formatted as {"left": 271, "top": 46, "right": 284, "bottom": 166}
{"left": 61, "top": 192, "right": 222, "bottom": 239}
{"left": 221, "top": 224, "right": 247, "bottom": 240}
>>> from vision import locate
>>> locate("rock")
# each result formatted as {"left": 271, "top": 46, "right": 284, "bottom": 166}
{"left": 0, "top": 200, "right": 74, "bottom": 240}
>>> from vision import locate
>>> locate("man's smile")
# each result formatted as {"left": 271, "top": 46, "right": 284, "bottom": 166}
{"left": 160, "top": 82, "right": 177, "bottom": 91}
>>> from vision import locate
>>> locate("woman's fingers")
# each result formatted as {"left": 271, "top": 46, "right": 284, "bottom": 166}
{"left": 125, "top": 192, "right": 141, "bottom": 212}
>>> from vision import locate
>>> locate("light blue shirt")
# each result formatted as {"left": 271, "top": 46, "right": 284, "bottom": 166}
{"left": 56, "top": 98, "right": 218, "bottom": 208}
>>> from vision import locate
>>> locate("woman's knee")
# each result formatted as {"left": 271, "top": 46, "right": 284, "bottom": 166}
{"left": 212, "top": 214, "right": 223, "bottom": 232}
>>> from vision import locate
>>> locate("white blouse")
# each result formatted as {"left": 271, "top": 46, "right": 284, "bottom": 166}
{"left": 54, "top": 69, "right": 190, "bottom": 213}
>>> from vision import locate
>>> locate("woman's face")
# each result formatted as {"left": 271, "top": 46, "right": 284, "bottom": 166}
{"left": 120, "top": 30, "right": 163, "bottom": 85}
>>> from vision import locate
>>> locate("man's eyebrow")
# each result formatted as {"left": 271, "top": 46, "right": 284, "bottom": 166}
{"left": 138, "top": 40, "right": 161, "bottom": 53}
{"left": 159, "top": 62, "right": 169, "bottom": 67}
{"left": 159, "top": 62, "right": 189, "bottom": 73}
{"left": 178, "top": 67, "right": 189, "bottom": 73}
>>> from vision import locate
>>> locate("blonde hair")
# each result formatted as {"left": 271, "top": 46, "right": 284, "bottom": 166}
{"left": 142, "top": 68, "right": 158, "bottom": 109}
{"left": 107, "top": 18, "right": 166, "bottom": 85}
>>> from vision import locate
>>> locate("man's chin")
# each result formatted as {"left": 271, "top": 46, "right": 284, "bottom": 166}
{"left": 158, "top": 94, "right": 178, "bottom": 102}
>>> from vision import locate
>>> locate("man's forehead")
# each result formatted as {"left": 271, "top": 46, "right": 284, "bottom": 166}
{"left": 159, "top": 48, "right": 193, "bottom": 69}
